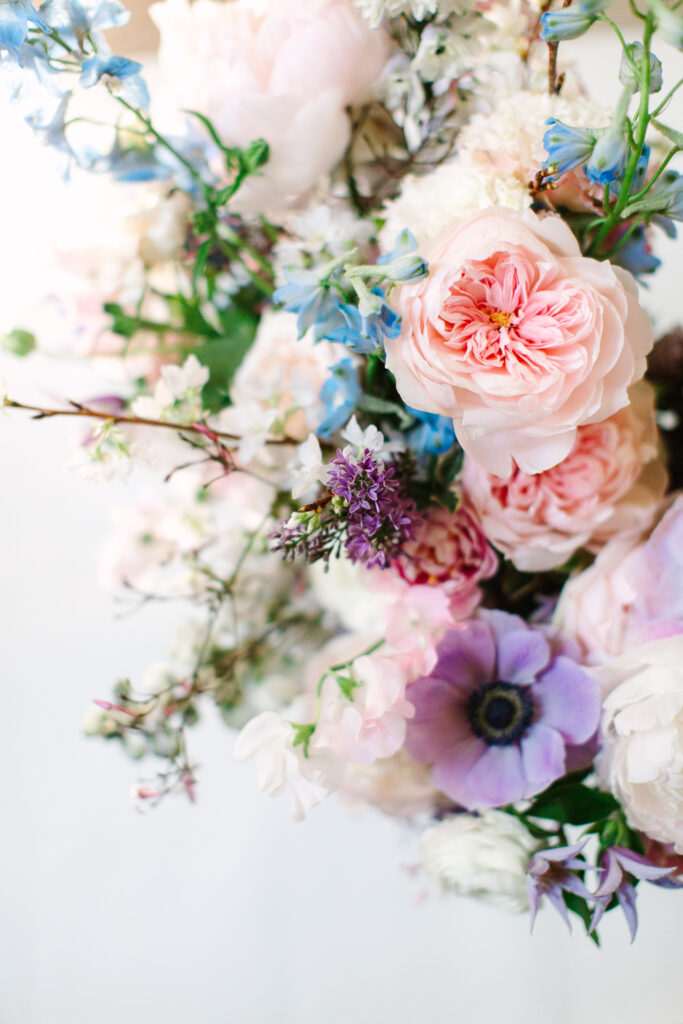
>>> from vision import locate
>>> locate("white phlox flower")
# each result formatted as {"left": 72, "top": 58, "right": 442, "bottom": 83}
{"left": 132, "top": 354, "right": 209, "bottom": 425}
{"left": 290, "top": 433, "right": 328, "bottom": 500}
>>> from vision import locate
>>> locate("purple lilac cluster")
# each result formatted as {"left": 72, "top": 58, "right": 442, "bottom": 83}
{"left": 327, "top": 447, "right": 419, "bottom": 568}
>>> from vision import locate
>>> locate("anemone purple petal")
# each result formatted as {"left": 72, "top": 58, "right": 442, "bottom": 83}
{"left": 521, "top": 723, "right": 566, "bottom": 793}
{"left": 532, "top": 656, "right": 600, "bottom": 745}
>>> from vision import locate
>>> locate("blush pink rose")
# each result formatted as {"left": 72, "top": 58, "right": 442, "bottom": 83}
{"left": 555, "top": 493, "right": 683, "bottom": 662}
{"left": 385, "top": 208, "right": 653, "bottom": 477}
{"left": 461, "top": 382, "right": 667, "bottom": 572}
{"left": 150, "top": 0, "right": 392, "bottom": 213}
{"left": 394, "top": 504, "right": 498, "bottom": 618}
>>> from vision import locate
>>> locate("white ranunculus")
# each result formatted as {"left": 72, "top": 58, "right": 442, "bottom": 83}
{"left": 420, "top": 811, "right": 539, "bottom": 911}
{"left": 593, "top": 636, "right": 683, "bottom": 854}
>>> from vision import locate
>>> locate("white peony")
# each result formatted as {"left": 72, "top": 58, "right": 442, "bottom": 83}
{"left": 593, "top": 636, "right": 683, "bottom": 854}
{"left": 420, "top": 811, "right": 539, "bottom": 911}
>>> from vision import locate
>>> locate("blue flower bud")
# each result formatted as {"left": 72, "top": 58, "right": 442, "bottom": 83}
{"left": 619, "top": 42, "right": 663, "bottom": 93}
{"left": 543, "top": 119, "right": 597, "bottom": 177}
{"left": 648, "top": 170, "right": 683, "bottom": 221}
{"left": 585, "top": 124, "right": 629, "bottom": 185}
{"left": 540, "top": 0, "right": 612, "bottom": 41}
{"left": 377, "top": 229, "right": 428, "bottom": 284}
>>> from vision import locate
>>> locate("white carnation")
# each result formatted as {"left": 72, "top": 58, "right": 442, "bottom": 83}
{"left": 593, "top": 636, "right": 683, "bottom": 855}
{"left": 420, "top": 811, "right": 539, "bottom": 912}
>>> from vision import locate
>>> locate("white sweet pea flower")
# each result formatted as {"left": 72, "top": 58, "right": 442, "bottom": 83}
{"left": 132, "top": 354, "right": 209, "bottom": 425}
{"left": 290, "top": 433, "right": 327, "bottom": 500}
{"left": 420, "top": 811, "right": 540, "bottom": 912}
{"left": 341, "top": 414, "right": 385, "bottom": 454}
{"left": 217, "top": 401, "right": 278, "bottom": 465}
{"left": 234, "top": 710, "right": 343, "bottom": 821}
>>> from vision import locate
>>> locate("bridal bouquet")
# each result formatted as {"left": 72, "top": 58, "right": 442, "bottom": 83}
{"left": 3, "top": 0, "right": 683, "bottom": 942}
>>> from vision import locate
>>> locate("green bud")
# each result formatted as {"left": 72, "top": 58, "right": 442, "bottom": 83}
{"left": 1, "top": 329, "right": 35, "bottom": 356}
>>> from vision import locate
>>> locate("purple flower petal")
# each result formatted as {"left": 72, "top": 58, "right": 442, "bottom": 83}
{"left": 430, "top": 621, "right": 496, "bottom": 692}
{"left": 462, "top": 744, "right": 526, "bottom": 808}
{"left": 533, "top": 656, "right": 600, "bottom": 745}
{"left": 521, "top": 724, "right": 566, "bottom": 794}
{"left": 616, "top": 882, "right": 639, "bottom": 943}
{"left": 613, "top": 847, "right": 677, "bottom": 883}
{"left": 432, "top": 736, "right": 487, "bottom": 804}
{"left": 497, "top": 628, "right": 551, "bottom": 684}
{"left": 594, "top": 851, "right": 624, "bottom": 900}
{"left": 404, "top": 677, "right": 469, "bottom": 763}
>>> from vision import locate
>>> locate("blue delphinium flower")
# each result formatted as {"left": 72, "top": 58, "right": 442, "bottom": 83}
{"left": 590, "top": 847, "right": 676, "bottom": 942}
{"left": 377, "top": 229, "right": 428, "bottom": 284}
{"left": 611, "top": 224, "right": 660, "bottom": 276}
{"left": 38, "top": 0, "right": 130, "bottom": 46}
{"left": 540, "top": 0, "right": 612, "bottom": 42}
{"left": 0, "top": 0, "right": 47, "bottom": 52}
{"left": 80, "top": 54, "right": 150, "bottom": 107}
{"left": 317, "top": 359, "right": 362, "bottom": 439}
{"left": 325, "top": 288, "right": 400, "bottom": 355}
{"left": 585, "top": 122, "right": 629, "bottom": 185}
{"left": 543, "top": 119, "right": 597, "bottom": 178}
{"left": 405, "top": 407, "right": 456, "bottom": 457}
{"left": 274, "top": 266, "right": 343, "bottom": 341}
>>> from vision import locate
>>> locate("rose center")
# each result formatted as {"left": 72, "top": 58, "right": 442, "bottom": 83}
{"left": 465, "top": 681, "right": 535, "bottom": 746}
{"left": 488, "top": 311, "right": 512, "bottom": 328}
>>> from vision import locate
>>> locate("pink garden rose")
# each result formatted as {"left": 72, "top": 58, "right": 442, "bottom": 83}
{"left": 555, "top": 493, "right": 683, "bottom": 662}
{"left": 385, "top": 208, "right": 653, "bottom": 477}
{"left": 151, "top": 0, "right": 392, "bottom": 212}
{"left": 394, "top": 504, "right": 498, "bottom": 618}
{"left": 461, "top": 382, "right": 667, "bottom": 571}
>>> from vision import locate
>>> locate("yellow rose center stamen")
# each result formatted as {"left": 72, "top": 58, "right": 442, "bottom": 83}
{"left": 489, "top": 311, "right": 512, "bottom": 328}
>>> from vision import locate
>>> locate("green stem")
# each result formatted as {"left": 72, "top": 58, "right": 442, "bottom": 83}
{"left": 651, "top": 76, "right": 683, "bottom": 118}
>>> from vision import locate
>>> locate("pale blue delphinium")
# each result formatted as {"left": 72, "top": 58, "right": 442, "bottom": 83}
{"left": 38, "top": 0, "right": 129, "bottom": 47}
{"left": 325, "top": 289, "right": 400, "bottom": 355}
{"left": 274, "top": 266, "right": 345, "bottom": 341}
{"left": 317, "top": 359, "right": 362, "bottom": 439}
{"left": 540, "top": 0, "right": 612, "bottom": 42}
{"left": 377, "top": 229, "right": 427, "bottom": 284}
{"left": 619, "top": 42, "right": 663, "bottom": 94}
{"left": 585, "top": 123, "right": 630, "bottom": 185}
{"left": 80, "top": 54, "right": 149, "bottom": 108}
{"left": 0, "top": 0, "right": 47, "bottom": 52}
{"left": 543, "top": 119, "right": 597, "bottom": 178}
{"left": 405, "top": 407, "right": 456, "bottom": 457}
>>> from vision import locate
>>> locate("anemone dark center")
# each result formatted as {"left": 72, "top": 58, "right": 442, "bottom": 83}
{"left": 465, "top": 681, "right": 535, "bottom": 746}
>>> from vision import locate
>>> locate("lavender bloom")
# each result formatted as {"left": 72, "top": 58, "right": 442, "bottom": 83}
{"left": 328, "top": 447, "right": 418, "bottom": 568}
{"left": 527, "top": 841, "right": 594, "bottom": 931}
{"left": 590, "top": 847, "right": 678, "bottom": 942}
{"left": 404, "top": 611, "right": 601, "bottom": 808}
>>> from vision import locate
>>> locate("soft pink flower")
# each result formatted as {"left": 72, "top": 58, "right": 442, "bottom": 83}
{"left": 555, "top": 493, "right": 683, "bottom": 662}
{"left": 385, "top": 208, "right": 653, "bottom": 477}
{"left": 461, "top": 382, "right": 667, "bottom": 571}
{"left": 151, "top": 0, "right": 392, "bottom": 212}
{"left": 394, "top": 504, "right": 498, "bottom": 617}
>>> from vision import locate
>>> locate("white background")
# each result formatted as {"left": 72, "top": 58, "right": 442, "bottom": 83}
{"left": 2, "top": 19, "right": 683, "bottom": 1024}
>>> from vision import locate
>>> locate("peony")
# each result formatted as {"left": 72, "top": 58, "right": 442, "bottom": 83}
{"left": 394, "top": 504, "right": 498, "bottom": 617}
{"left": 420, "top": 811, "right": 539, "bottom": 911}
{"left": 461, "top": 382, "right": 667, "bottom": 571}
{"left": 150, "top": 0, "right": 392, "bottom": 213}
{"left": 593, "top": 636, "right": 683, "bottom": 854}
{"left": 555, "top": 493, "right": 683, "bottom": 662}
{"left": 385, "top": 208, "right": 653, "bottom": 477}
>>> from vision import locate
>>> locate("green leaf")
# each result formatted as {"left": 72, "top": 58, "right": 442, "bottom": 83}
{"left": 435, "top": 445, "right": 464, "bottom": 488}
{"left": 103, "top": 302, "right": 140, "bottom": 340}
{"left": 357, "top": 394, "right": 414, "bottom": 428}
{"left": 335, "top": 674, "right": 360, "bottom": 701}
{"left": 192, "top": 239, "right": 212, "bottom": 294}
{"left": 563, "top": 892, "right": 600, "bottom": 946}
{"left": 193, "top": 308, "right": 258, "bottom": 411}
{"left": 291, "top": 722, "right": 315, "bottom": 756}
{"left": 652, "top": 119, "right": 683, "bottom": 149}
{"left": 242, "top": 138, "right": 269, "bottom": 173}
{"left": 527, "top": 783, "right": 619, "bottom": 825}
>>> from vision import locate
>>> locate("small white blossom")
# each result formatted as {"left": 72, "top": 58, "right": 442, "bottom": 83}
{"left": 132, "top": 355, "right": 209, "bottom": 425}
{"left": 217, "top": 400, "right": 278, "bottom": 465}
{"left": 290, "top": 433, "right": 327, "bottom": 500}
{"left": 66, "top": 420, "right": 138, "bottom": 482}
{"left": 341, "top": 415, "right": 386, "bottom": 454}
{"left": 356, "top": 0, "right": 471, "bottom": 28}
{"left": 234, "top": 710, "right": 343, "bottom": 820}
